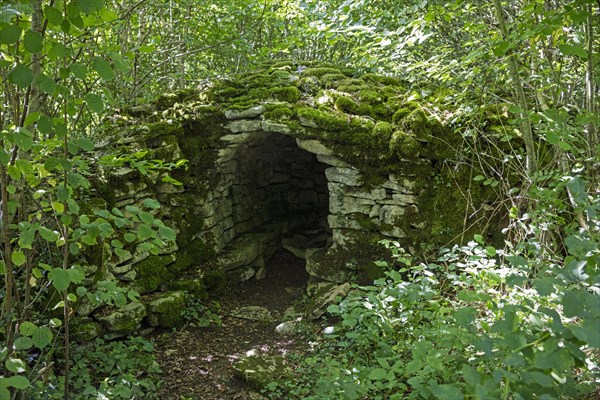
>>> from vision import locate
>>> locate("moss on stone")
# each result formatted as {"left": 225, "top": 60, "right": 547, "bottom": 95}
{"left": 297, "top": 107, "right": 349, "bottom": 132}
{"left": 271, "top": 86, "right": 301, "bottom": 103}
{"left": 360, "top": 73, "right": 403, "bottom": 87}
{"left": 320, "top": 73, "right": 348, "bottom": 88}
{"left": 142, "top": 121, "right": 185, "bottom": 141}
{"left": 202, "top": 268, "right": 227, "bottom": 294}
{"left": 144, "top": 290, "right": 187, "bottom": 328}
{"left": 390, "top": 130, "right": 421, "bottom": 158}
{"left": 301, "top": 67, "right": 345, "bottom": 78}
{"left": 263, "top": 105, "right": 294, "bottom": 120}
{"left": 156, "top": 89, "right": 200, "bottom": 111}
{"left": 334, "top": 96, "right": 359, "bottom": 114}
{"left": 134, "top": 255, "right": 175, "bottom": 294}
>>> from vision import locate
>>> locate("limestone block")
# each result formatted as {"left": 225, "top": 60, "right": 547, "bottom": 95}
{"left": 116, "top": 270, "right": 137, "bottom": 282}
{"left": 115, "top": 181, "right": 148, "bottom": 199}
{"left": 299, "top": 116, "right": 319, "bottom": 128}
{"left": 227, "top": 265, "right": 256, "bottom": 283}
{"left": 225, "top": 105, "right": 266, "bottom": 120}
{"left": 217, "top": 146, "right": 239, "bottom": 163}
{"left": 316, "top": 154, "right": 349, "bottom": 167}
{"left": 220, "top": 132, "right": 254, "bottom": 144}
{"left": 305, "top": 248, "right": 348, "bottom": 283}
{"left": 305, "top": 282, "right": 351, "bottom": 319}
{"left": 217, "top": 235, "right": 262, "bottom": 271}
{"left": 369, "top": 204, "right": 381, "bottom": 219}
{"left": 348, "top": 187, "right": 387, "bottom": 201}
{"left": 381, "top": 226, "right": 406, "bottom": 238}
{"left": 233, "top": 352, "right": 287, "bottom": 389}
{"left": 227, "top": 119, "right": 262, "bottom": 133}
{"left": 325, "top": 167, "right": 362, "bottom": 186}
{"left": 392, "top": 193, "right": 417, "bottom": 205}
{"left": 331, "top": 228, "right": 361, "bottom": 246}
{"left": 327, "top": 214, "right": 363, "bottom": 230}
{"left": 296, "top": 138, "right": 333, "bottom": 155}
{"left": 97, "top": 301, "right": 146, "bottom": 335}
{"left": 145, "top": 291, "right": 186, "bottom": 328}
{"left": 379, "top": 205, "right": 406, "bottom": 226}
{"left": 261, "top": 120, "right": 291, "bottom": 134}
{"left": 231, "top": 306, "right": 273, "bottom": 322}
{"left": 255, "top": 267, "right": 266, "bottom": 280}
{"left": 329, "top": 195, "right": 372, "bottom": 215}
{"left": 156, "top": 182, "right": 185, "bottom": 194}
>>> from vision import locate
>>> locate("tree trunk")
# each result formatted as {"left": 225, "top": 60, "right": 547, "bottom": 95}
{"left": 492, "top": 0, "right": 538, "bottom": 177}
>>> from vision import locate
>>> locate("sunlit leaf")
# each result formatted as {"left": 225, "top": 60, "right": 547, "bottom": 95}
{"left": 23, "top": 30, "right": 43, "bottom": 53}
{"left": 77, "top": 0, "right": 104, "bottom": 14}
{"left": 44, "top": 6, "right": 63, "bottom": 26}
{"left": 34, "top": 73, "right": 57, "bottom": 95}
{"left": 49, "top": 268, "right": 71, "bottom": 290}
{"left": 8, "top": 64, "right": 34, "bottom": 88}
{"left": 0, "top": 24, "right": 21, "bottom": 44}
{"left": 32, "top": 326, "right": 53, "bottom": 349}
{"left": 11, "top": 250, "right": 26, "bottom": 266}
{"left": 84, "top": 93, "right": 104, "bottom": 113}
{"left": 92, "top": 57, "right": 114, "bottom": 80}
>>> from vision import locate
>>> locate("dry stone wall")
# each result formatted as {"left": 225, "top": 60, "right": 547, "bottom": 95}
{"left": 84, "top": 61, "right": 504, "bottom": 335}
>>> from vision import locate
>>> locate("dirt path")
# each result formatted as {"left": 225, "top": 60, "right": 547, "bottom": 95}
{"left": 153, "top": 250, "right": 309, "bottom": 400}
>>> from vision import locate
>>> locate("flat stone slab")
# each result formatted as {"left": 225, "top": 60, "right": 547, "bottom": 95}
{"left": 231, "top": 306, "right": 273, "bottom": 322}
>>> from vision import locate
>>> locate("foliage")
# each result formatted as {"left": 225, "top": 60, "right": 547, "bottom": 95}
{"left": 182, "top": 298, "right": 222, "bottom": 329}
{"left": 27, "top": 336, "right": 162, "bottom": 400}
{"left": 270, "top": 228, "right": 599, "bottom": 399}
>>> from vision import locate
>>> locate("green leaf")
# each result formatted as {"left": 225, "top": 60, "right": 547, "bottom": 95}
{"left": 159, "top": 226, "right": 176, "bottom": 241}
{"left": 485, "top": 246, "right": 496, "bottom": 257}
{"left": 68, "top": 265, "right": 85, "bottom": 284}
{"left": 454, "top": 306, "right": 477, "bottom": 326}
{"left": 18, "top": 227, "right": 36, "bottom": 249}
{"left": 138, "top": 211, "right": 154, "bottom": 225}
{"left": 44, "top": 6, "right": 63, "bottom": 26}
{"left": 143, "top": 198, "right": 161, "bottom": 209}
{"left": 39, "top": 227, "right": 60, "bottom": 242}
{"left": 23, "top": 111, "right": 40, "bottom": 127}
{"left": 473, "top": 175, "right": 485, "bottom": 182}
{"left": 109, "top": 51, "right": 128, "bottom": 71}
{"left": 493, "top": 40, "right": 512, "bottom": 56}
{"left": 48, "top": 43, "right": 66, "bottom": 60}
{"left": 32, "top": 326, "right": 53, "bottom": 349}
{"left": 2, "top": 375, "right": 29, "bottom": 389}
{"left": 368, "top": 368, "right": 387, "bottom": 380}
{"left": 137, "top": 224, "right": 154, "bottom": 240}
{"left": 23, "top": 30, "right": 43, "bottom": 53}
{"left": 100, "top": 8, "right": 117, "bottom": 22}
{"left": 19, "top": 321, "right": 37, "bottom": 336}
{"left": 5, "top": 358, "right": 26, "bottom": 373}
{"left": 11, "top": 251, "right": 26, "bottom": 266}
{"left": 430, "top": 383, "right": 463, "bottom": 400}
{"left": 8, "top": 64, "right": 34, "bottom": 88}
{"left": 49, "top": 268, "right": 71, "bottom": 290}
{"left": 78, "top": 136, "right": 95, "bottom": 152}
{"left": 473, "top": 234, "right": 484, "bottom": 244}
{"left": 69, "top": 62, "right": 87, "bottom": 79}
{"left": 34, "top": 73, "right": 57, "bottom": 95}
{"left": 14, "top": 337, "right": 33, "bottom": 350}
{"left": 37, "top": 115, "right": 54, "bottom": 133}
{"left": 77, "top": 0, "right": 105, "bottom": 14}
{"left": 92, "top": 57, "right": 114, "bottom": 80}
{"left": 124, "top": 233, "right": 137, "bottom": 243}
{"left": 84, "top": 93, "right": 104, "bottom": 114}
{"left": 527, "top": 371, "right": 554, "bottom": 388}
{"left": 0, "top": 24, "right": 22, "bottom": 44}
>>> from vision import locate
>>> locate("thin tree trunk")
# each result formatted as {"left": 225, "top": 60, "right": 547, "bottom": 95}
{"left": 493, "top": 0, "right": 538, "bottom": 177}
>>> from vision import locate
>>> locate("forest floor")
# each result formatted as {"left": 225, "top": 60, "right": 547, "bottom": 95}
{"left": 152, "top": 250, "right": 312, "bottom": 400}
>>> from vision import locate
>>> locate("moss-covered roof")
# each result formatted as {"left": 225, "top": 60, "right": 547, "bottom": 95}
{"left": 111, "top": 60, "right": 465, "bottom": 175}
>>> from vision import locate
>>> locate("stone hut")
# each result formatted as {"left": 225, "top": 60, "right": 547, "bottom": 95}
{"left": 84, "top": 61, "right": 502, "bottom": 335}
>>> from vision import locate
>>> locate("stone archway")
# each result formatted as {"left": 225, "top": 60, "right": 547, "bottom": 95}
{"left": 208, "top": 129, "right": 332, "bottom": 283}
